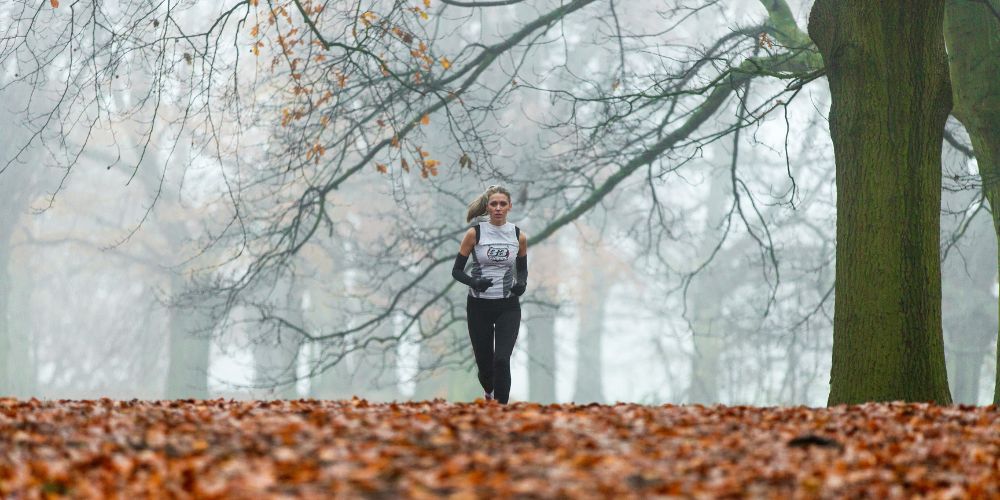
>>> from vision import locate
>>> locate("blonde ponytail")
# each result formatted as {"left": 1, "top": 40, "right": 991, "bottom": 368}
{"left": 465, "top": 185, "right": 511, "bottom": 223}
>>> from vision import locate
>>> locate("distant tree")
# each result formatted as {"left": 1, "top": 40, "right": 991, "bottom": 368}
{"left": 940, "top": 176, "right": 995, "bottom": 405}
{"left": 0, "top": 83, "right": 40, "bottom": 397}
{"left": 944, "top": 0, "right": 1000, "bottom": 404}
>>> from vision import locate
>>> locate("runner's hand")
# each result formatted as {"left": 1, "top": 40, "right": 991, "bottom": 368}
{"left": 472, "top": 277, "right": 493, "bottom": 292}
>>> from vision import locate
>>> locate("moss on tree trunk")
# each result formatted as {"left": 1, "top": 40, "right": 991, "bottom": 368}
{"left": 809, "top": 0, "right": 953, "bottom": 405}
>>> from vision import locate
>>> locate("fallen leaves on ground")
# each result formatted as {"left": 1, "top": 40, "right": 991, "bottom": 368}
{"left": 1, "top": 398, "right": 997, "bottom": 498}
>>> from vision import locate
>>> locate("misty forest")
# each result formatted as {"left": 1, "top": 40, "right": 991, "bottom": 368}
{"left": 6, "top": 0, "right": 1000, "bottom": 496}
{"left": 1, "top": 0, "right": 999, "bottom": 410}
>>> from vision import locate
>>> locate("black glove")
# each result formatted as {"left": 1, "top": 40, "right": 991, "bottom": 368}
{"left": 453, "top": 253, "right": 494, "bottom": 292}
{"left": 511, "top": 255, "right": 528, "bottom": 296}
{"left": 472, "top": 277, "right": 494, "bottom": 293}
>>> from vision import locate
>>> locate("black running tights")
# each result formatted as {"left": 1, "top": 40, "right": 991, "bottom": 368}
{"left": 466, "top": 296, "right": 521, "bottom": 404}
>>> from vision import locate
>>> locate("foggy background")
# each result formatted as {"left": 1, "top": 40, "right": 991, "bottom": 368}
{"left": 0, "top": 0, "right": 993, "bottom": 406}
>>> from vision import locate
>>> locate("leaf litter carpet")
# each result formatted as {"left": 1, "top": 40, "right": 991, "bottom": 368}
{"left": 1, "top": 398, "right": 998, "bottom": 498}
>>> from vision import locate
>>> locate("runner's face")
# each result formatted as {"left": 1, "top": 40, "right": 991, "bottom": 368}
{"left": 487, "top": 193, "right": 511, "bottom": 223}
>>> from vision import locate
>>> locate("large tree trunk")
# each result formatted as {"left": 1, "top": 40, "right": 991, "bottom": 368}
{"left": 525, "top": 299, "right": 557, "bottom": 404}
{"left": 809, "top": 1, "right": 953, "bottom": 405}
{"left": 944, "top": 0, "right": 1000, "bottom": 405}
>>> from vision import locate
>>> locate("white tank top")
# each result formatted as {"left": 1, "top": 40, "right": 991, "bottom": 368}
{"left": 469, "top": 222, "right": 519, "bottom": 299}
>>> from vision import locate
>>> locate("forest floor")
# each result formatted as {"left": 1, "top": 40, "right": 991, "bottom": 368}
{"left": 0, "top": 398, "right": 997, "bottom": 498}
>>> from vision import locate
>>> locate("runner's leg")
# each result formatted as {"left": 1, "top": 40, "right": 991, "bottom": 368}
{"left": 492, "top": 306, "right": 521, "bottom": 404}
{"left": 466, "top": 299, "right": 497, "bottom": 395}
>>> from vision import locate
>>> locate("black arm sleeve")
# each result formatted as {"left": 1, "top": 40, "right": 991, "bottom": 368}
{"left": 515, "top": 255, "right": 527, "bottom": 284}
{"left": 452, "top": 253, "right": 476, "bottom": 287}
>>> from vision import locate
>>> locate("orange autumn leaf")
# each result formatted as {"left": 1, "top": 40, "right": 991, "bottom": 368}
{"left": 420, "top": 114, "right": 430, "bottom": 126}
{"left": 421, "top": 158, "right": 440, "bottom": 178}
{"left": 440, "top": 57, "right": 451, "bottom": 70}
{"left": 1, "top": 400, "right": 998, "bottom": 497}
{"left": 50, "top": 0, "right": 58, "bottom": 7}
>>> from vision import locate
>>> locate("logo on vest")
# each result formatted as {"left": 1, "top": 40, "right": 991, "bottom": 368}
{"left": 487, "top": 246, "right": 510, "bottom": 262}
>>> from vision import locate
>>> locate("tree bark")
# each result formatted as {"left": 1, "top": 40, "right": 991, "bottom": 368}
{"left": 943, "top": 0, "right": 1000, "bottom": 404}
{"left": 809, "top": 0, "right": 953, "bottom": 404}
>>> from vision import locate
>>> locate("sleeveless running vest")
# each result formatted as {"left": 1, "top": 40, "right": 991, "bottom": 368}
{"left": 469, "top": 222, "right": 519, "bottom": 299}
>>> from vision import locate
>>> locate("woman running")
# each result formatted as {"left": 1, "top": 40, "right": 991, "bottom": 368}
{"left": 451, "top": 185, "right": 528, "bottom": 404}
